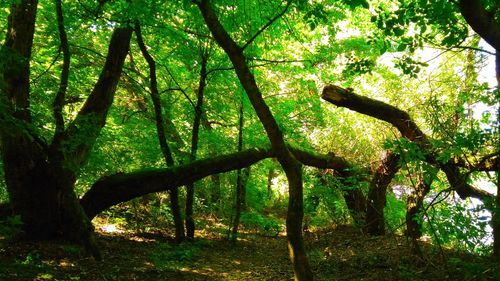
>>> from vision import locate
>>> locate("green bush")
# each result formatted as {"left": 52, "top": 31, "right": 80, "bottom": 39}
{"left": 240, "top": 211, "right": 283, "bottom": 236}
{"left": 149, "top": 241, "right": 203, "bottom": 271}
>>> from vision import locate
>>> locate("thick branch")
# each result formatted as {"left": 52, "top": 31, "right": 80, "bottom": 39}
{"left": 288, "top": 146, "right": 353, "bottom": 172}
{"left": 322, "top": 85, "right": 493, "bottom": 201}
{"left": 322, "top": 85, "right": 426, "bottom": 143}
{"left": 454, "top": 152, "right": 500, "bottom": 172}
{"left": 458, "top": 0, "right": 500, "bottom": 50}
{"left": 81, "top": 146, "right": 351, "bottom": 219}
{"left": 81, "top": 147, "right": 270, "bottom": 219}
{"left": 51, "top": 27, "right": 133, "bottom": 169}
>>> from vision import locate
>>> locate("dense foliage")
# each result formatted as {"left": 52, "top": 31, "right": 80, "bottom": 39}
{"left": 0, "top": 0, "right": 499, "bottom": 280}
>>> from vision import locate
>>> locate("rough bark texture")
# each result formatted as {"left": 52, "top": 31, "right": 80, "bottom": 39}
{"left": 1, "top": 0, "right": 41, "bottom": 236}
{"left": 135, "top": 23, "right": 185, "bottom": 242}
{"left": 2, "top": 0, "right": 37, "bottom": 122}
{"left": 364, "top": 151, "right": 400, "bottom": 235}
{"left": 196, "top": 1, "right": 312, "bottom": 279}
{"left": 405, "top": 179, "right": 431, "bottom": 239}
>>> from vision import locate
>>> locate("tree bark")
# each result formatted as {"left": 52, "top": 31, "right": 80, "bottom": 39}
{"left": 185, "top": 51, "right": 209, "bottom": 239}
{"left": 267, "top": 166, "right": 277, "bottom": 199}
{"left": 81, "top": 146, "right": 351, "bottom": 220}
{"left": 81, "top": 147, "right": 271, "bottom": 219}
{"left": 364, "top": 151, "right": 400, "bottom": 235}
{"left": 457, "top": 0, "right": 500, "bottom": 51}
{"left": 344, "top": 188, "right": 367, "bottom": 226}
{"left": 405, "top": 179, "right": 431, "bottom": 239}
{"left": 455, "top": 1, "right": 500, "bottom": 257}
{"left": 135, "top": 23, "right": 185, "bottom": 243}
{"left": 495, "top": 53, "right": 500, "bottom": 258}
{"left": 0, "top": 0, "right": 132, "bottom": 259}
{"left": 322, "top": 85, "right": 492, "bottom": 201}
{"left": 2, "top": 0, "right": 37, "bottom": 122}
{"left": 196, "top": 1, "right": 312, "bottom": 279}
{"left": 231, "top": 96, "right": 246, "bottom": 241}
{"left": 53, "top": 0, "right": 70, "bottom": 135}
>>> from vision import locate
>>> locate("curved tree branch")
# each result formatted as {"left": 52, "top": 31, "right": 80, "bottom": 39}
{"left": 80, "top": 145, "right": 353, "bottom": 220}
{"left": 322, "top": 85, "right": 493, "bottom": 201}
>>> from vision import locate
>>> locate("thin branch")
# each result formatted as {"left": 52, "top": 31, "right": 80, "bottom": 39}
{"left": 249, "top": 57, "right": 313, "bottom": 64}
{"left": 425, "top": 43, "right": 496, "bottom": 57}
{"left": 158, "top": 62, "right": 196, "bottom": 109}
{"left": 69, "top": 43, "right": 106, "bottom": 58}
{"left": 31, "top": 50, "right": 61, "bottom": 84}
{"left": 53, "top": 0, "right": 71, "bottom": 135}
{"left": 241, "top": 0, "right": 292, "bottom": 51}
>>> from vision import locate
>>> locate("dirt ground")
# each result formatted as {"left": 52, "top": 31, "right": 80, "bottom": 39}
{"left": 1, "top": 219, "right": 499, "bottom": 281}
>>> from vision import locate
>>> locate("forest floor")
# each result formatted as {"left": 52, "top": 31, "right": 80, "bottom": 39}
{"left": 1, "top": 216, "right": 499, "bottom": 281}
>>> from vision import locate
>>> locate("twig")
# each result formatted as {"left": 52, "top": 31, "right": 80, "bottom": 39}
{"left": 241, "top": 0, "right": 292, "bottom": 50}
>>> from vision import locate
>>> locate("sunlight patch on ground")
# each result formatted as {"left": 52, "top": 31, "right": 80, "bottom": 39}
{"left": 58, "top": 259, "right": 75, "bottom": 268}
{"left": 100, "top": 223, "right": 125, "bottom": 234}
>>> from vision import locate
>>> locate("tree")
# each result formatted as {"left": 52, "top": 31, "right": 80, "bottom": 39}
{"left": 371, "top": 0, "right": 500, "bottom": 257}
{"left": 1, "top": 0, "right": 135, "bottom": 258}
{"left": 2, "top": 1, "right": 499, "bottom": 279}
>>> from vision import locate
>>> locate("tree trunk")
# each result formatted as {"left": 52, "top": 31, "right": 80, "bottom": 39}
{"left": 322, "top": 85, "right": 492, "bottom": 201}
{"left": 364, "top": 151, "right": 400, "bottom": 236}
{"left": 492, "top": 48, "right": 500, "bottom": 258}
{"left": 135, "top": 23, "right": 185, "bottom": 242}
{"left": 1, "top": 0, "right": 132, "bottom": 259}
{"left": 231, "top": 96, "right": 246, "bottom": 241}
{"left": 343, "top": 188, "right": 367, "bottom": 226}
{"left": 405, "top": 179, "right": 431, "bottom": 239}
{"left": 185, "top": 51, "right": 209, "bottom": 239}
{"left": 196, "top": 1, "right": 312, "bottom": 279}
{"left": 267, "top": 166, "right": 277, "bottom": 199}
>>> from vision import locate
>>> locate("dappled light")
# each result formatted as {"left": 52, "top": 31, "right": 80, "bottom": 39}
{"left": 1, "top": 0, "right": 500, "bottom": 280}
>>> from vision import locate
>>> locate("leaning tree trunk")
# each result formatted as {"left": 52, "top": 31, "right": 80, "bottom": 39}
{"left": 405, "top": 179, "right": 431, "bottom": 239}
{"left": 364, "top": 150, "right": 400, "bottom": 235}
{"left": 80, "top": 146, "right": 351, "bottom": 219}
{"left": 196, "top": 1, "right": 312, "bottom": 279}
{"left": 322, "top": 85, "right": 492, "bottom": 201}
